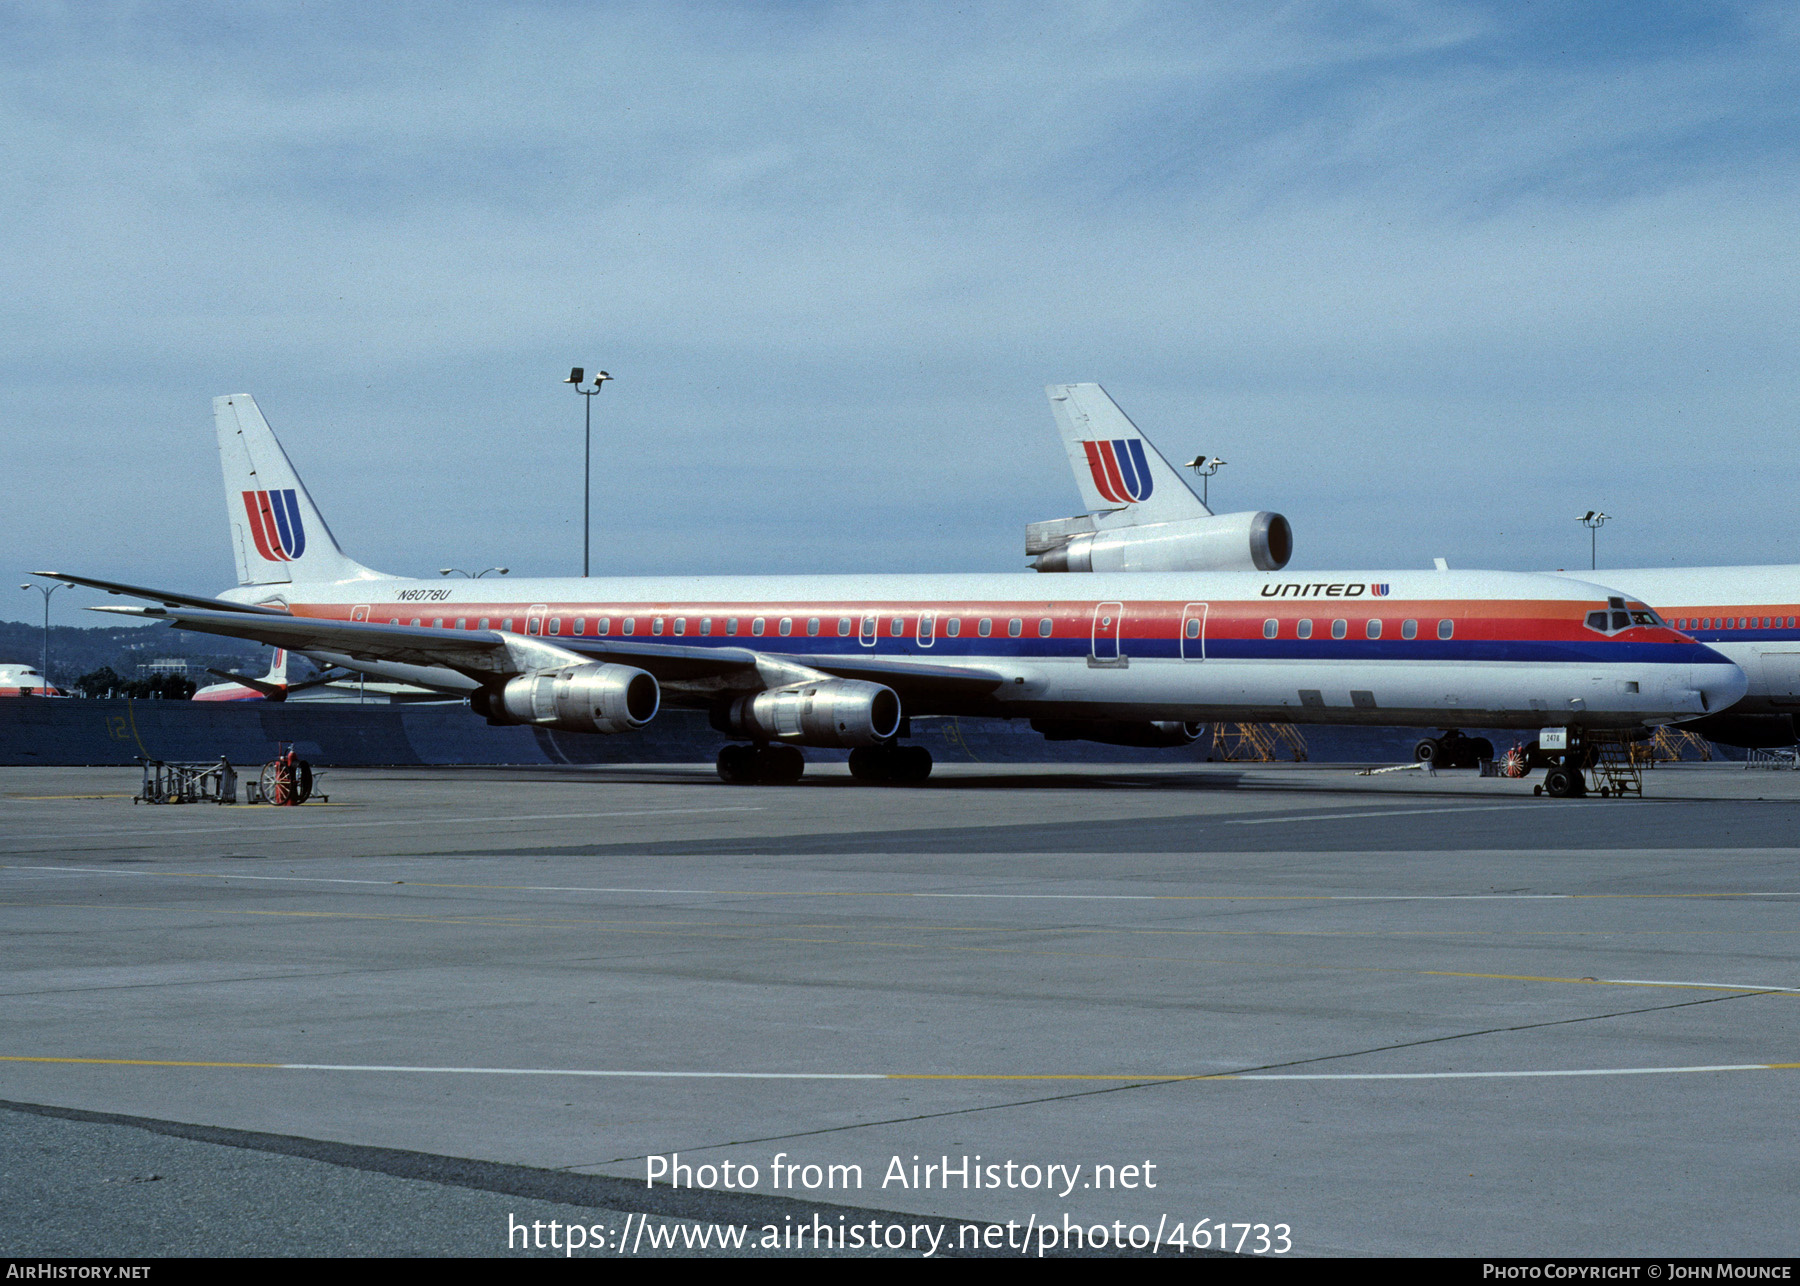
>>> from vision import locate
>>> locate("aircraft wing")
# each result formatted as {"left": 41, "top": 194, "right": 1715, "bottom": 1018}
{"left": 34, "top": 571, "right": 288, "bottom": 615}
{"left": 90, "top": 603, "right": 1008, "bottom": 703}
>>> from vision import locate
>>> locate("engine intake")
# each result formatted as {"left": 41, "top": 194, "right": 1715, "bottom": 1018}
{"left": 1031, "top": 718, "right": 1204, "bottom": 749}
{"left": 716, "top": 679, "right": 902, "bottom": 748}
{"left": 479, "top": 663, "right": 660, "bottom": 733}
{"left": 1029, "top": 510, "right": 1292, "bottom": 573}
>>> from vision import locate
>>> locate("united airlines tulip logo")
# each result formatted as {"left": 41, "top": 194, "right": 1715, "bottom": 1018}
{"left": 1371, "top": 583, "right": 1391, "bottom": 597}
{"left": 241, "top": 489, "right": 306, "bottom": 562}
{"left": 1081, "top": 439, "right": 1155, "bottom": 504}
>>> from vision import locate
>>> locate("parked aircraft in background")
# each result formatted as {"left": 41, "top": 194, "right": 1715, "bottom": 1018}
{"left": 38, "top": 392, "right": 1744, "bottom": 794}
{"left": 1028, "top": 384, "right": 1798, "bottom": 748}
{"left": 0, "top": 664, "right": 59, "bottom": 696}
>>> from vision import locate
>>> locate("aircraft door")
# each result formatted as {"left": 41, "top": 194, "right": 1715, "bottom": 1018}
{"left": 1180, "top": 602, "right": 1208, "bottom": 660}
{"left": 917, "top": 611, "right": 936, "bottom": 648}
{"left": 351, "top": 605, "right": 370, "bottom": 623}
{"left": 860, "top": 613, "right": 878, "bottom": 648}
{"left": 1092, "top": 602, "right": 1124, "bottom": 662}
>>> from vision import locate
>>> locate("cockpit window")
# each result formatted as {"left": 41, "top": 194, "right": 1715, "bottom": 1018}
{"left": 1586, "top": 605, "right": 1667, "bottom": 635}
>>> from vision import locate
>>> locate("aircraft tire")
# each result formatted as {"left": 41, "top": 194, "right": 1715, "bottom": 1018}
{"left": 1413, "top": 738, "right": 1440, "bottom": 764}
{"left": 847, "top": 747, "right": 888, "bottom": 783}
{"left": 756, "top": 744, "right": 805, "bottom": 785}
{"left": 896, "top": 746, "right": 933, "bottom": 783}
{"left": 717, "top": 744, "right": 758, "bottom": 785}
{"left": 1544, "top": 767, "right": 1578, "bottom": 798}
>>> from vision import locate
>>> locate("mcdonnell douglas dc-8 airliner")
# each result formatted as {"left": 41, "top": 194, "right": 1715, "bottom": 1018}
{"left": 38, "top": 394, "right": 1744, "bottom": 793}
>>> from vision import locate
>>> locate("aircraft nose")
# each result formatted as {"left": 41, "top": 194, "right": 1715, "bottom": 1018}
{"left": 1686, "top": 659, "right": 1749, "bottom": 714}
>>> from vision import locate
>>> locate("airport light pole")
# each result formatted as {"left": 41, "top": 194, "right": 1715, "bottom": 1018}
{"left": 19, "top": 581, "right": 77, "bottom": 689}
{"left": 1578, "top": 511, "right": 1611, "bottom": 570}
{"left": 562, "top": 367, "right": 612, "bottom": 577}
{"left": 439, "top": 567, "right": 509, "bottom": 578}
{"left": 1185, "top": 456, "right": 1226, "bottom": 508}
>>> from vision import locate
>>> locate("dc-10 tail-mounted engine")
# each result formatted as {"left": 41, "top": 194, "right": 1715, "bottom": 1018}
{"left": 1028, "top": 510, "right": 1292, "bottom": 573}
{"left": 714, "top": 679, "right": 903, "bottom": 748}
{"left": 471, "top": 663, "right": 661, "bottom": 733}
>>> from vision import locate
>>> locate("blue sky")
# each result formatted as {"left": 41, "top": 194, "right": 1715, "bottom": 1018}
{"left": 3, "top": 2, "right": 1796, "bottom": 627}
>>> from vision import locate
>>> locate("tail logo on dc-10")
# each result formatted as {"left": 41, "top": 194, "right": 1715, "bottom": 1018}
{"left": 241, "top": 489, "right": 306, "bottom": 562}
{"left": 1081, "top": 439, "right": 1154, "bottom": 504}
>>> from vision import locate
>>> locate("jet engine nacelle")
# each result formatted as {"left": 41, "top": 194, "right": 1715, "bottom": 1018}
{"left": 716, "top": 679, "right": 902, "bottom": 748}
{"left": 478, "top": 663, "right": 660, "bottom": 733}
{"left": 1029, "top": 510, "right": 1292, "bottom": 573}
{"left": 1030, "top": 718, "right": 1205, "bottom": 748}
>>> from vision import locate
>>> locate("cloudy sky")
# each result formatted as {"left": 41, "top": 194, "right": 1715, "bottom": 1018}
{"left": 4, "top": 1, "right": 1796, "bottom": 628}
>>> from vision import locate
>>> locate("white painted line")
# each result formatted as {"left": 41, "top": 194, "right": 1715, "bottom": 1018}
{"left": 1602, "top": 978, "right": 1800, "bottom": 993}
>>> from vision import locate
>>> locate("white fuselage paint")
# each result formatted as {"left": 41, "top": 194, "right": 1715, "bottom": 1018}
{"left": 222, "top": 567, "right": 1746, "bottom": 732}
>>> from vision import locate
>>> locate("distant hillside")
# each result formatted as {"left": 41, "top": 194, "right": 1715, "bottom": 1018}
{"left": 0, "top": 618, "right": 280, "bottom": 687}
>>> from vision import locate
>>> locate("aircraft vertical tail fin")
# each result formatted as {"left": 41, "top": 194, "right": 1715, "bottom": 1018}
{"left": 1046, "top": 384, "right": 1213, "bottom": 528}
{"left": 215, "top": 394, "right": 386, "bottom": 587}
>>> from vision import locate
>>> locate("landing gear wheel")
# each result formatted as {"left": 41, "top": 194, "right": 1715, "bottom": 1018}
{"left": 1414, "top": 738, "right": 1441, "bottom": 764}
{"left": 1471, "top": 737, "right": 1495, "bottom": 763}
{"left": 895, "top": 745, "right": 933, "bottom": 783}
{"left": 754, "top": 744, "right": 805, "bottom": 785}
{"left": 847, "top": 747, "right": 886, "bottom": 782}
{"left": 1544, "top": 766, "right": 1580, "bottom": 798}
{"left": 717, "top": 744, "right": 757, "bottom": 784}
{"left": 846, "top": 744, "right": 932, "bottom": 784}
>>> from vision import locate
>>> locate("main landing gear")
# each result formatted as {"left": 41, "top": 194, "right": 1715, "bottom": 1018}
{"left": 714, "top": 742, "right": 934, "bottom": 785}
{"left": 847, "top": 744, "right": 933, "bottom": 784}
{"left": 716, "top": 743, "right": 805, "bottom": 785}
{"left": 1413, "top": 730, "right": 1495, "bottom": 770}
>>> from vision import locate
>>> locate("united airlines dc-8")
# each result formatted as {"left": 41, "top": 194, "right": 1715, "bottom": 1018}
{"left": 38, "top": 393, "right": 1744, "bottom": 787}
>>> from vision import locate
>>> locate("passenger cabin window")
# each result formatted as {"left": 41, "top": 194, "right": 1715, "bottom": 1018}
{"left": 1330, "top": 619, "right": 1346, "bottom": 640}
{"left": 919, "top": 613, "right": 936, "bottom": 644}
{"left": 1008, "top": 618, "right": 1023, "bottom": 638}
{"left": 778, "top": 617, "right": 792, "bottom": 636}
{"left": 1262, "top": 619, "right": 1277, "bottom": 639}
{"left": 457, "top": 617, "right": 467, "bottom": 630}
{"left": 597, "top": 617, "right": 610, "bottom": 635}
{"left": 622, "top": 617, "right": 635, "bottom": 635}
{"left": 434, "top": 617, "right": 445, "bottom": 629}
{"left": 700, "top": 618, "right": 712, "bottom": 636}
{"left": 861, "top": 614, "right": 877, "bottom": 641}
{"left": 1296, "top": 619, "right": 1312, "bottom": 639}
{"left": 572, "top": 617, "right": 584, "bottom": 635}
{"left": 726, "top": 618, "right": 738, "bottom": 636}
{"left": 503, "top": 618, "right": 514, "bottom": 632}
{"left": 652, "top": 618, "right": 664, "bottom": 635}
{"left": 807, "top": 617, "right": 820, "bottom": 636}
{"left": 547, "top": 617, "right": 560, "bottom": 634}
{"left": 1401, "top": 619, "right": 1417, "bottom": 640}
{"left": 674, "top": 617, "right": 686, "bottom": 636}
{"left": 978, "top": 618, "right": 992, "bottom": 637}
{"left": 752, "top": 617, "right": 766, "bottom": 636}
{"left": 890, "top": 617, "right": 905, "bottom": 637}
{"left": 479, "top": 617, "right": 490, "bottom": 629}
{"left": 945, "top": 618, "right": 960, "bottom": 637}
{"left": 838, "top": 616, "right": 853, "bottom": 637}
{"left": 1366, "top": 619, "right": 1381, "bottom": 639}
{"left": 1438, "top": 619, "right": 1454, "bottom": 640}
{"left": 1038, "top": 617, "right": 1053, "bottom": 637}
